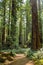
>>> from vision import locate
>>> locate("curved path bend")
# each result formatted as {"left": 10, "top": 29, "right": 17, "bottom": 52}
{"left": 9, "top": 54, "right": 34, "bottom": 65}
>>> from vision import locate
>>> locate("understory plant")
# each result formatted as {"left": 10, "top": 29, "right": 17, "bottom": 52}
{"left": 26, "top": 48, "right": 43, "bottom": 59}
{"left": 26, "top": 48, "right": 43, "bottom": 65}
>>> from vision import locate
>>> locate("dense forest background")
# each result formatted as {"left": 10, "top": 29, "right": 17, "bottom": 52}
{"left": 0, "top": 0, "right": 43, "bottom": 50}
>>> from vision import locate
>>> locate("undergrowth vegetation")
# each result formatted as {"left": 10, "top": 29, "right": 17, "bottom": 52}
{"left": 26, "top": 48, "right": 43, "bottom": 65}
{"left": 0, "top": 48, "right": 43, "bottom": 65}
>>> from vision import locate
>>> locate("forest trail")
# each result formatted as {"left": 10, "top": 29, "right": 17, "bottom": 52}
{"left": 9, "top": 54, "right": 35, "bottom": 65}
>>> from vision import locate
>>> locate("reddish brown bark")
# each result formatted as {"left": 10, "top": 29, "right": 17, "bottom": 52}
{"left": 31, "top": 0, "right": 41, "bottom": 50}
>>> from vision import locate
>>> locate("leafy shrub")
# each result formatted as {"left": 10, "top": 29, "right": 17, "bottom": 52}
{"left": 15, "top": 49, "right": 25, "bottom": 54}
{"left": 23, "top": 45, "right": 27, "bottom": 48}
{"left": 6, "top": 35, "right": 13, "bottom": 49}
{"left": 35, "top": 59, "right": 43, "bottom": 65}
{"left": 12, "top": 48, "right": 27, "bottom": 54}
{"left": 25, "top": 48, "right": 33, "bottom": 59}
{"left": 26, "top": 48, "right": 43, "bottom": 60}
{"left": 33, "top": 48, "right": 43, "bottom": 60}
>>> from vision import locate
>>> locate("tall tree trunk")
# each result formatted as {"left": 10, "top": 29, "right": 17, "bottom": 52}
{"left": 2, "top": 0, "right": 6, "bottom": 47}
{"left": 19, "top": 17, "right": 22, "bottom": 46}
{"left": 19, "top": 2, "right": 23, "bottom": 47}
{"left": 26, "top": 13, "right": 29, "bottom": 43}
{"left": 38, "top": 0, "right": 42, "bottom": 44}
{"left": 11, "top": 0, "right": 17, "bottom": 46}
{"left": 31, "top": 0, "right": 41, "bottom": 50}
{"left": 6, "top": 0, "right": 11, "bottom": 48}
{"left": 8, "top": 0, "right": 11, "bottom": 35}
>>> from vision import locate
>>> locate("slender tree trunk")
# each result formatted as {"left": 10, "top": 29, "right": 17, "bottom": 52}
{"left": 8, "top": 0, "right": 11, "bottom": 35}
{"left": 24, "top": 28, "right": 26, "bottom": 45}
{"left": 6, "top": 0, "right": 11, "bottom": 48}
{"left": 31, "top": 0, "right": 41, "bottom": 50}
{"left": 2, "top": 0, "right": 6, "bottom": 47}
{"left": 19, "top": 17, "right": 22, "bottom": 46}
{"left": 26, "top": 13, "right": 29, "bottom": 43}
{"left": 19, "top": 2, "right": 23, "bottom": 47}
{"left": 38, "top": 0, "right": 42, "bottom": 44}
{"left": 11, "top": 0, "right": 17, "bottom": 45}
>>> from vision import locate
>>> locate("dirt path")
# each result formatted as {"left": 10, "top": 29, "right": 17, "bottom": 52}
{"left": 8, "top": 54, "right": 35, "bottom": 65}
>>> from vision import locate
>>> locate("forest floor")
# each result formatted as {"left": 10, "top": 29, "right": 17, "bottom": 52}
{"left": 8, "top": 54, "right": 35, "bottom": 65}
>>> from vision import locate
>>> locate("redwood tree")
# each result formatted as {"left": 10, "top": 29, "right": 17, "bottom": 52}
{"left": 31, "top": 0, "right": 41, "bottom": 50}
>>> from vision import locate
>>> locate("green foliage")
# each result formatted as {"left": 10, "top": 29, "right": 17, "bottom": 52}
{"left": 26, "top": 48, "right": 43, "bottom": 60}
{"left": 33, "top": 48, "right": 43, "bottom": 59}
{"left": 0, "top": 0, "right": 43, "bottom": 52}
{"left": 1, "top": 48, "right": 29, "bottom": 54}
{"left": 6, "top": 35, "right": 13, "bottom": 44}
{"left": 23, "top": 45, "right": 27, "bottom": 48}
{"left": 26, "top": 48, "right": 33, "bottom": 59}
{"left": 12, "top": 48, "right": 27, "bottom": 54}
{"left": 6, "top": 35, "right": 14, "bottom": 49}
{"left": 26, "top": 48, "right": 43, "bottom": 65}
{"left": 35, "top": 59, "right": 43, "bottom": 65}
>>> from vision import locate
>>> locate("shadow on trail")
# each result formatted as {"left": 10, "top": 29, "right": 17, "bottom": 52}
{"left": 9, "top": 57, "right": 29, "bottom": 65}
{"left": 9, "top": 57, "right": 34, "bottom": 65}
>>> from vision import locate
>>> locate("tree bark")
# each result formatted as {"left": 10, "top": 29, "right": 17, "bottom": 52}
{"left": 11, "top": 0, "right": 17, "bottom": 45}
{"left": 38, "top": 0, "right": 42, "bottom": 44}
{"left": 2, "top": 0, "right": 6, "bottom": 47}
{"left": 31, "top": 0, "right": 41, "bottom": 50}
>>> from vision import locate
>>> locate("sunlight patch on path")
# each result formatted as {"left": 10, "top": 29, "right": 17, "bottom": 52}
{"left": 26, "top": 61, "right": 34, "bottom": 65}
{"left": 9, "top": 54, "right": 34, "bottom": 65}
